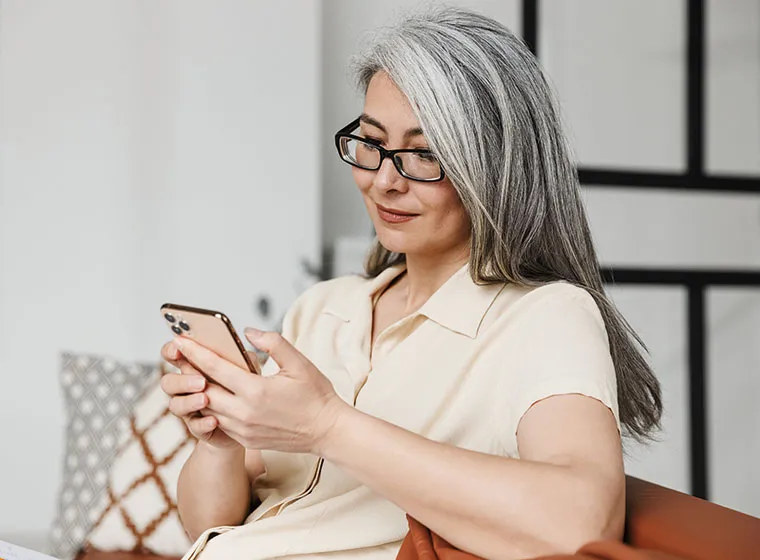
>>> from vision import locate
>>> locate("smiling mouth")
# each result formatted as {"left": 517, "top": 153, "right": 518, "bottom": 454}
{"left": 376, "top": 204, "right": 419, "bottom": 224}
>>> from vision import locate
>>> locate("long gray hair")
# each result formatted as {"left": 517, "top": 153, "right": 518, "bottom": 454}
{"left": 354, "top": 7, "right": 662, "bottom": 441}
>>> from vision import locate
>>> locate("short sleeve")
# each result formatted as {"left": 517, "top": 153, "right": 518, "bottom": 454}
{"left": 493, "top": 284, "right": 620, "bottom": 455}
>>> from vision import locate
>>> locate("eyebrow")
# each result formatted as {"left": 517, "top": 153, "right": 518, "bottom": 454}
{"left": 359, "top": 113, "right": 424, "bottom": 140}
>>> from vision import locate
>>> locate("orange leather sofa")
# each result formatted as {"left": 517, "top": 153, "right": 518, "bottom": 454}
{"left": 77, "top": 475, "right": 760, "bottom": 560}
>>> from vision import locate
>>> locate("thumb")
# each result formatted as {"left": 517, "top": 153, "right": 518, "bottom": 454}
{"left": 245, "top": 328, "right": 304, "bottom": 373}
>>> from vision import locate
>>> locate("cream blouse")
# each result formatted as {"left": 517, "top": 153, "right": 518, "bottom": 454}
{"left": 182, "top": 264, "right": 619, "bottom": 560}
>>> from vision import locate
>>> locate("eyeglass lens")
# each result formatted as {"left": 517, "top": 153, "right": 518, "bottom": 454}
{"left": 340, "top": 137, "right": 441, "bottom": 180}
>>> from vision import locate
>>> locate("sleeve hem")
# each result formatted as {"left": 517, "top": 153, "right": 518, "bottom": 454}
{"left": 497, "top": 379, "right": 621, "bottom": 455}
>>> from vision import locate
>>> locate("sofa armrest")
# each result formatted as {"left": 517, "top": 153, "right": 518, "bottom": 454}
{"left": 625, "top": 476, "right": 760, "bottom": 560}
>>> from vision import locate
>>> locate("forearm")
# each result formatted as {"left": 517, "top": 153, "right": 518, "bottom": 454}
{"left": 177, "top": 442, "right": 251, "bottom": 541}
{"left": 319, "top": 408, "right": 622, "bottom": 560}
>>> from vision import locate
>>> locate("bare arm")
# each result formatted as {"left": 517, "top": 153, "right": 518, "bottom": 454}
{"left": 177, "top": 444, "right": 266, "bottom": 540}
{"left": 176, "top": 443, "right": 247, "bottom": 539}
{"left": 318, "top": 394, "right": 625, "bottom": 560}
{"left": 161, "top": 341, "right": 266, "bottom": 541}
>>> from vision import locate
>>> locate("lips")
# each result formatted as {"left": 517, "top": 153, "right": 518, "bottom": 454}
{"left": 377, "top": 204, "right": 417, "bottom": 216}
{"left": 376, "top": 203, "right": 419, "bottom": 224}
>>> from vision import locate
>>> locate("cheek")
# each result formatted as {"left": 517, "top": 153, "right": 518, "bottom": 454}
{"left": 425, "top": 186, "right": 469, "bottom": 226}
{"left": 352, "top": 167, "right": 373, "bottom": 193}
{"left": 445, "top": 198, "right": 471, "bottom": 234}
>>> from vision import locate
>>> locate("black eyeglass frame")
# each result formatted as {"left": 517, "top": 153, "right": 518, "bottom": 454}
{"left": 334, "top": 117, "right": 446, "bottom": 182}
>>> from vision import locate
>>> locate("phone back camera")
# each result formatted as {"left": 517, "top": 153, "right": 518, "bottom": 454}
{"left": 171, "top": 325, "right": 183, "bottom": 335}
{"left": 164, "top": 313, "right": 176, "bottom": 323}
{"left": 179, "top": 321, "right": 190, "bottom": 332}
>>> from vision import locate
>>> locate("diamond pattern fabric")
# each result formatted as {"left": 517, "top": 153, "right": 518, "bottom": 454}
{"left": 50, "top": 353, "right": 159, "bottom": 560}
{"left": 84, "top": 382, "right": 194, "bottom": 558}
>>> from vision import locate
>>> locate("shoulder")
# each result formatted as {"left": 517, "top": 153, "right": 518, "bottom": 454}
{"left": 483, "top": 281, "right": 608, "bottom": 345}
{"left": 288, "top": 274, "right": 368, "bottom": 315}
{"left": 279, "top": 273, "right": 370, "bottom": 339}
{"left": 514, "top": 281, "right": 599, "bottom": 312}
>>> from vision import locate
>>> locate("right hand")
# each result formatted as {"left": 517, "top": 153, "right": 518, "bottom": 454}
{"left": 160, "top": 340, "right": 240, "bottom": 450}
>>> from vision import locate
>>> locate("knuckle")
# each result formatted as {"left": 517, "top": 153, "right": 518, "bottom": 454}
{"left": 243, "top": 384, "right": 265, "bottom": 408}
{"left": 237, "top": 415, "right": 257, "bottom": 437}
{"left": 195, "top": 354, "right": 217, "bottom": 376}
{"left": 268, "top": 333, "right": 285, "bottom": 350}
{"left": 240, "top": 407, "right": 258, "bottom": 426}
{"left": 188, "top": 415, "right": 211, "bottom": 436}
{"left": 241, "top": 425, "right": 257, "bottom": 442}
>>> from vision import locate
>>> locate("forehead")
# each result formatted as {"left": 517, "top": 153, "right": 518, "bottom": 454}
{"left": 363, "top": 71, "right": 419, "bottom": 128}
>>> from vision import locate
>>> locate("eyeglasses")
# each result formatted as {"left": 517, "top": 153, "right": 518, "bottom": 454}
{"left": 334, "top": 118, "right": 445, "bottom": 182}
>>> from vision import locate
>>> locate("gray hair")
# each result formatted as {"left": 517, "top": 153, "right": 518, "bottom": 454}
{"left": 354, "top": 6, "right": 662, "bottom": 441}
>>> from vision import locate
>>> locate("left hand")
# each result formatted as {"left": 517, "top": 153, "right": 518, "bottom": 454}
{"left": 172, "top": 328, "right": 349, "bottom": 455}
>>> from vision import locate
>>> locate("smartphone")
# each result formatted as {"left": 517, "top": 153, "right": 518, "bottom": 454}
{"left": 160, "top": 303, "right": 261, "bottom": 374}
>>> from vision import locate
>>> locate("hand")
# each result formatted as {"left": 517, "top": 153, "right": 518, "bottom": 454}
{"left": 172, "top": 329, "right": 349, "bottom": 455}
{"left": 159, "top": 340, "right": 241, "bottom": 450}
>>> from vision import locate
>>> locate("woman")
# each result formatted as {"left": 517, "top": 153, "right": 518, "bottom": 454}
{"left": 160, "top": 7, "right": 661, "bottom": 560}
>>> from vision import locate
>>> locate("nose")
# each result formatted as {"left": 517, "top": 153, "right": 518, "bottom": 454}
{"left": 372, "top": 156, "right": 408, "bottom": 194}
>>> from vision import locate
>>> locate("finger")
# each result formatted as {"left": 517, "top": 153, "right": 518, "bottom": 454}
{"left": 212, "top": 411, "right": 249, "bottom": 439}
{"left": 177, "top": 359, "right": 203, "bottom": 378}
{"left": 244, "top": 329, "right": 305, "bottom": 373}
{"left": 160, "top": 371, "right": 206, "bottom": 396}
{"left": 161, "top": 340, "right": 181, "bottom": 363}
{"left": 204, "top": 382, "right": 254, "bottom": 419}
{"left": 173, "top": 336, "right": 249, "bottom": 394}
{"left": 187, "top": 414, "right": 218, "bottom": 438}
{"left": 168, "top": 393, "right": 208, "bottom": 417}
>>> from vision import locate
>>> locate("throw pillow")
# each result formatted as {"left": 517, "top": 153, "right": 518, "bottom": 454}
{"left": 84, "top": 376, "right": 194, "bottom": 557}
{"left": 50, "top": 352, "right": 160, "bottom": 560}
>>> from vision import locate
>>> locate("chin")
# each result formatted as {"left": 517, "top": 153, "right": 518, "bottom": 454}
{"left": 375, "top": 228, "right": 416, "bottom": 255}
{"left": 376, "top": 237, "right": 410, "bottom": 255}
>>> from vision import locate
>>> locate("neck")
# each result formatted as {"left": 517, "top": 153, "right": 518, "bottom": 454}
{"left": 398, "top": 246, "right": 471, "bottom": 313}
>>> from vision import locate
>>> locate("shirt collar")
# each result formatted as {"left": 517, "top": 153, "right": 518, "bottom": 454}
{"left": 324, "top": 263, "right": 506, "bottom": 339}
{"left": 417, "top": 264, "right": 506, "bottom": 338}
{"left": 323, "top": 265, "right": 405, "bottom": 323}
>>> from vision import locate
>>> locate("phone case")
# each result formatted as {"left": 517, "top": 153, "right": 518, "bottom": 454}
{"left": 160, "top": 303, "right": 261, "bottom": 374}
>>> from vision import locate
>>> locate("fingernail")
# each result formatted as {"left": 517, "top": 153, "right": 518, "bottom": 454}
{"left": 245, "top": 327, "right": 263, "bottom": 340}
{"left": 173, "top": 337, "right": 184, "bottom": 349}
{"left": 194, "top": 393, "right": 207, "bottom": 408}
{"left": 190, "top": 376, "right": 205, "bottom": 391}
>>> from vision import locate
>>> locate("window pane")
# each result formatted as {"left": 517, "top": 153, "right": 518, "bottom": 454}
{"left": 540, "top": 0, "right": 686, "bottom": 171}
{"left": 706, "top": 0, "right": 760, "bottom": 175}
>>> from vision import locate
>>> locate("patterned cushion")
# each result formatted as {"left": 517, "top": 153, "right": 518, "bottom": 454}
{"left": 50, "top": 353, "right": 160, "bottom": 560}
{"left": 84, "top": 380, "right": 194, "bottom": 557}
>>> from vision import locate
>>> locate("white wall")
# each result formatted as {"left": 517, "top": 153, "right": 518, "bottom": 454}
{"left": 0, "top": 0, "right": 320, "bottom": 547}
{"left": 321, "top": 0, "right": 760, "bottom": 516}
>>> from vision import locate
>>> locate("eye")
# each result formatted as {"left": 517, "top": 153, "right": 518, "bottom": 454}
{"left": 355, "top": 141, "right": 378, "bottom": 153}
{"left": 413, "top": 151, "right": 437, "bottom": 162}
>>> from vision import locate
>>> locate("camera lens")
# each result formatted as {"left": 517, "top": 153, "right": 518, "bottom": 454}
{"left": 179, "top": 321, "right": 190, "bottom": 332}
{"left": 164, "top": 313, "right": 176, "bottom": 323}
{"left": 171, "top": 325, "right": 183, "bottom": 335}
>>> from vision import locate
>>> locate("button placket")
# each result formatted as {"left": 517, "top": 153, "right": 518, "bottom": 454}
{"left": 271, "top": 289, "right": 416, "bottom": 517}
{"left": 272, "top": 318, "right": 370, "bottom": 516}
